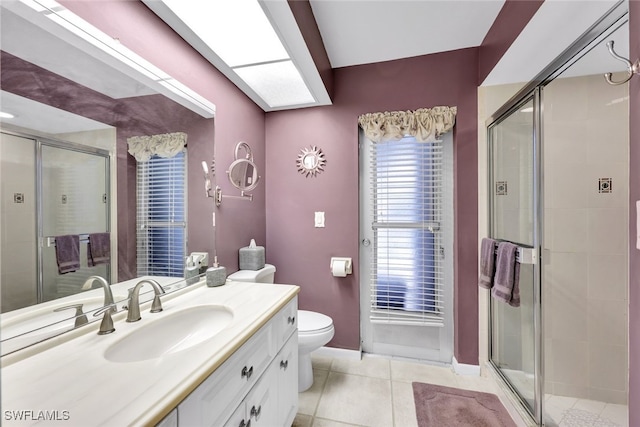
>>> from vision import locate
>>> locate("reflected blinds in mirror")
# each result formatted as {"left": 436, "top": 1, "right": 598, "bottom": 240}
{"left": 136, "top": 151, "right": 186, "bottom": 277}
{"left": 368, "top": 137, "right": 444, "bottom": 326}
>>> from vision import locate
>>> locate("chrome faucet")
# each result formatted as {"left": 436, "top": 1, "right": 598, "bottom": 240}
{"left": 126, "top": 279, "right": 165, "bottom": 322}
{"left": 81, "top": 276, "right": 115, "bottom": 313}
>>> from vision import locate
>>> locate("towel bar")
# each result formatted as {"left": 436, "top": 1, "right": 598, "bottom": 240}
{"left": 45, "top": 234, "right": 90, "bottom": 247}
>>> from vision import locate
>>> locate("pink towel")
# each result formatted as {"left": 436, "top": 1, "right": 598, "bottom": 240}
{"left": 479, "top": 238, "right": 497, "bottom": 289}
{"left": 88, "top": 233, "right": 110, "bottom": 267}
{"left": 55, "top": 234, "right": 80, "bottom": 274}
{"left": 491, "top": 242, "right": 520, "bottom": 307}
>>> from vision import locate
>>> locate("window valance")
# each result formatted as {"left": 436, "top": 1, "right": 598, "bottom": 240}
{"left": 358, "top": 106, "right": 457, "bottom": 143}
{"left": 127, "top": 132, "right": 187, "bottom": 162}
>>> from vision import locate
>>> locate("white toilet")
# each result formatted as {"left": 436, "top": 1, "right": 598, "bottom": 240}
{"left": 227, "top": 264, "right": 335, "bottom": 392}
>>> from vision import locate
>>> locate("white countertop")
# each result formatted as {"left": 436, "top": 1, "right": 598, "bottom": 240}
{"left": 1, "top": 280, "right": 299, "bottom": 426}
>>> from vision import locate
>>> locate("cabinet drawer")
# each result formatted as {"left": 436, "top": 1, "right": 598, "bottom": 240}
{"left": 179, "top": 322, "right": 275, "bottom": 427}
{"left": 275, "top": 297, "right": 298, "bottom": 347}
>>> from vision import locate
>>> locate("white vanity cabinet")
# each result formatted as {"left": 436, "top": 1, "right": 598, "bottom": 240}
{"left": 274, "top": 333, "right": 298, "bottom": 426}
{"left": 177, "top": 296, "right": 298, "bottom": 427}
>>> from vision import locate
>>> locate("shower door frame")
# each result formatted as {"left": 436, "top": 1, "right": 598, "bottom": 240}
{"left": 1, "top": 127, "right": 112, "bottom": 304}
{"left": 36, "top": 135, "right": 111, "bottom": 303}
{"left": 485, "top": 2, "right": 629, "bottom": 425}
{"left": 487, "top": 89, "right": 543, "bottom": 424}
{"left": 0, "top": 127, "right": 112, "bottom": 303}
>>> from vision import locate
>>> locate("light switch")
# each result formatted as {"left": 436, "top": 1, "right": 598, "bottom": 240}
{"left": 315, "top": 211, "right": 325, "bottom": 228}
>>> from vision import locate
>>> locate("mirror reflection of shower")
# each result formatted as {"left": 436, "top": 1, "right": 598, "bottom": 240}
{"left": 0, "top": 131, "right": 111, "bottom": 312}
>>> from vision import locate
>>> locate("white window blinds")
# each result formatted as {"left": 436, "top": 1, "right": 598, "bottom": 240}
{"left": 369, "top": 136, "right": 444, "bottom": 326}
{"left": 136, "top": 151, "right": 186, "bottom": 277}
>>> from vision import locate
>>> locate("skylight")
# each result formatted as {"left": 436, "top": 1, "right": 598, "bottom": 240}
{"left": 161, "top": 0, "right": 289, "bottom": 68}
{"left": 143, "top": 0, "right": 327, "bottom": 111}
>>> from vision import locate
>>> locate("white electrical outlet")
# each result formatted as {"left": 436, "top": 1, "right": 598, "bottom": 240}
{"left": 315, "top": 211, "right": 325, "bottom": 228}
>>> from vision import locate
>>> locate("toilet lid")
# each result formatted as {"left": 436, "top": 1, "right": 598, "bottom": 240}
{"left": 298, "top": 310, "right": 333, "bottom": 333}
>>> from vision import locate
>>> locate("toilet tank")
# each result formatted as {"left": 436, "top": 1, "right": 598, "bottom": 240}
{"left": 227, "top": 264, "right": 276, "bottom": 284}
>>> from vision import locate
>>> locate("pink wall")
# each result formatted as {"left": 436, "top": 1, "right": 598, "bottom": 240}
{"left": 628, "top": 1, "right": 639, "bottom": 424}
{"left": 477, "top": 0, "right": 544, "bottom": 84}
{"left": 287, "top": 0, "right": 334, "bottom": 99}
{"left": 265, "top": 49, "right": 479, "bottom": 358}
{"left": 61, "top": 0, "right": 267, "bottom": 272}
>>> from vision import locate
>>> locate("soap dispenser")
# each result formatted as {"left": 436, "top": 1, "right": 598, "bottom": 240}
{"left": 206, "top": 256, "right": 227, "bottom": 287}
{"left": 184, "top": 255, "right": 200, "bottom": 285}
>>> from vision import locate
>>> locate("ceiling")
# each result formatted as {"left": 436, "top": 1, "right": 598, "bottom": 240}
{"left": 305, "top": 0, "right": 626, "bottom": 86}
{"left": 0, "top": 0, "right": 629, "bottom": 127}
{"left": 308, "top": 0, "right": 505, "bottom": 68}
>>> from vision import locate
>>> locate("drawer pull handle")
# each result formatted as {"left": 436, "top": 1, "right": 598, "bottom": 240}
{"left": 280, "top": 360, "right": 289, "bottom": 370}
{"left": 287, "top": 316, "right": 295, "bottom": 325}
{"left": 241, "top": 365, "right": 254, "bottom": 379}
{"left": 239, "top": 419, "right": 251, "bottom": 427}
{"left": 251, "top": 405, "right": 262, "bottom": 420}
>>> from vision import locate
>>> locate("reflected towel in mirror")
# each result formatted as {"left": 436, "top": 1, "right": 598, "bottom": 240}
{"left": 88, "top": 233, "right": 111, "bottom": 267}
{"left": 54, "top": 235, "right": 80, "bottom": 274}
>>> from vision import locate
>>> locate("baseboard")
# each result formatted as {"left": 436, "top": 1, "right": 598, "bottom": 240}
{"left": 452, "top": 356, "right": 481, "bottom": 376}
{"left": 312, "top": 346, "right": 362, "bottom": 360}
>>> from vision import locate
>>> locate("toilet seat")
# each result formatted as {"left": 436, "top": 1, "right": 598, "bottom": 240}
{"left": 298, "top": 310, "right": 333, "bottom": 334}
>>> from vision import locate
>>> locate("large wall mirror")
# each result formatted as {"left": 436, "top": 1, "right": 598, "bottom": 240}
{"left": 0, "top": 0, "right": 216, "bottom": 354}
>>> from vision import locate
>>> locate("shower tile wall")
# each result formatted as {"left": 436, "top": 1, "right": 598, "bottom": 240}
{"left": 0, "top": 132, "right": 37, "bottom": 312}
{"left": 543, "top": 74, "right": 629, "bottom": 404}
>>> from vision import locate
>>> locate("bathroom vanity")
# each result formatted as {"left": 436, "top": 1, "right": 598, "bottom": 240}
{"left": 1, "top": 280, "right": 299, "bottom": 426}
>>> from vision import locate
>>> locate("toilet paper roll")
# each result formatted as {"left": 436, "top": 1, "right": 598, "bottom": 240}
{"left": 331, "top": 260, "right": 348, "bottom": 277}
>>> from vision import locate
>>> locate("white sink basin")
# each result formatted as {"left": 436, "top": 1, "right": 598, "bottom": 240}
{"left": 104, "top": 305, "right": 233, "bottom": 363}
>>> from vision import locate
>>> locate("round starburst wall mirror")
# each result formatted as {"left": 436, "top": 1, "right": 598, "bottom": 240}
{"left": 296, "top": 145, "right": 326, "bottom": 177}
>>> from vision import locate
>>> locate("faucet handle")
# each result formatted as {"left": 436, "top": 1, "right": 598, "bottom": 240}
{"left": 123, "top": 287, "right": 135, "bottom": 310}
{"left": 94, "top": 304, "right": 117, "bottom": 335}
{"left": 150, "top": 294, "right": 163, "bottom": 313}
{"left": 54, "top": 303, "right": 88, "bottom": 328}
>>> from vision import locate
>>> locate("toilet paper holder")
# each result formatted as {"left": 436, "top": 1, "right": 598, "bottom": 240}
{"left": 330, "top": 257, "right": 352, "bottom": 276}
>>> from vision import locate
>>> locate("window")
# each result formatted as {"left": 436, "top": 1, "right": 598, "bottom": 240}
{"left": 369, "top": 136, "right": 444, "bottom": 325}
{"left": 136, "top": 151, "right": 186, "bottom": 277}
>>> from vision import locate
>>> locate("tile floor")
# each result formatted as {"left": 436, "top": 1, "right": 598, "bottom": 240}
{"left": 499, "top": 368, "right": 628, "bottom": 427}
{"left": 292, "top": 353, "right": 520, "bottom": 427}
{"left": 544, "top": 394, "right": 628, "bottom": 427}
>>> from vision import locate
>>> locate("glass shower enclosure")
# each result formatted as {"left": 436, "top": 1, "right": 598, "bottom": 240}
{"left": 488, "top": 93, "right": 542, "bottom": 420}
{"left": 0, "top": 130, "right": 110, "bottom": 312}
{"left": 485, "top": 3, "right": 630, "bottom": 425}
{"left": 40, "top": 142, "right": 110, "bottom": 302}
